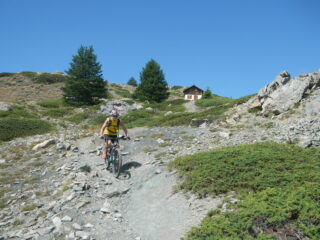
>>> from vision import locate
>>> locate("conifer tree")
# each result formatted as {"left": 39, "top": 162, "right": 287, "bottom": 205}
{"left": 133, "top": 59, "right": 169, "bottom": 102}
{"left": 62, "top": 45, "right": 107, "bottom": 105}
{"left": 203, "top": 87, "right": 212, "bottom": 99}
{"left": 127, "top": 77, "right": 138, "bottom": 86}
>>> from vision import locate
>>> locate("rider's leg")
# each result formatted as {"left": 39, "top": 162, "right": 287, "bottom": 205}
{"left": 105, "top": 139, "right": 112, "bottom": 158}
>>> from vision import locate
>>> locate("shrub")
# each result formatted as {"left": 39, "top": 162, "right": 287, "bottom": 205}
{"left": 122, "top": 109, "right": 155, "bottom": 128}
{"left": 22, "top": 204, "right": 37, "bottom": 212}
{"left": 20, "top": 71, "right": 37, "bottom": 78}
{"left": 41, "top": 108, "right": 72, "bottom": 118}
{"left": 37, "top": 99, "right": 66, "bottom": 108}
{"left": 0, "top": 118, "right": 52, "bottom": 141}
{"left": 170, "top": 142, "right": 320, "bottom": 196}
{"left": 34, "top": 73, "right": 68, "bottom": 84}
{"left": 248, "top": 106, "right": 262, "bottom": 113}
{"left": 65, "top": 112, "right": 90, "bottom": 123}
{"left": 171, "top": 142, "right": 320, "bottom": 240}
{"left": 114, "top": 89, "right": 132, "bottom": 98}
{"left": 89, "top": 114, "right": 107, "bottom": 125}
{"left": 0, "top": 106, "right": 39, "bottom": 119}
{"left": 171, "top": 86, "right": 183, "bottom": 90}
{"left": 0, "top": 72, "right": 15, "bottom": 77}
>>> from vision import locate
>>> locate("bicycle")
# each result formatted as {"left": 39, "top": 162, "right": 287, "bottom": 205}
{"left": 101, "top": 135, "right": 130, "bottom": 178}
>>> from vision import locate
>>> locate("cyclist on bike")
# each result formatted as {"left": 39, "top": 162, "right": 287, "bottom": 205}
{"left": 99, "top": 109, "right": 129, "bottom": 163}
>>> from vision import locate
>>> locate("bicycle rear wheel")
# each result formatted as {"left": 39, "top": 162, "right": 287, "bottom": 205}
{"left": 112, "top": 149, "right": 122, "bottom": 178}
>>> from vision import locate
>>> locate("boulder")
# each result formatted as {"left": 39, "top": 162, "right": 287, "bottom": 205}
{"left": 0, "top": 102, "right": 12, "bottom": 111}
{"left": 190, "top": 119, "right": 209, "bottom": 127}
{"left": 251, "top": 70, "right": 320, "bottom": 115}
{"left": 99, "top": 100, "right": 138, "bottom": 116}
{"left": 32, "top": 139, "right": 56, "bottom": 151}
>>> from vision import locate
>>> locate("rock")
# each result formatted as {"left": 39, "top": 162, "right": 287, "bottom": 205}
{"left": 0, "top": 159, "right": 6, "bottom": 164}
{"left": 52, "top": 217, "right": 62, "bottom": 230}
{"left": 155, "top": 169, "right": 162, "bottom": 174}
{"left": 99, "top": 100, "right": 138, "bottom": 116}
{"left": 72, "top": 146, "right": 79, "bottom": 152}
{"left": 78, "top": 164, "right": 91, "bottom": 173}
{"left": 84, "top": 223, "right": 94, "bottom": 228}
{"left": 73, "top": 223, "right": 82, "bottom": 230}
{"left": 232, "top": 114, "right": 241, "bottom": 121}
{"left": 32, "top": 139, "right": 56, "bottom": 151}
{"left": 0, "top": 102, "right": 12, "bottom": 111}
{"left": 218, "top": 132, "right": 231, "bottom": 139}
{"left": 156, "top": 138, "right": 165, "bottom": 144}
{"left": 75, "top": 231, "right": 90, "bottom": 239}
{"left": 104, "top": 187, "right": 130, "bottom": 198}
{"left": 62, "top": 215, "right": 73, "bottom": 222}
{"left": 164, "top": 111, "right": 173, "bottom": 116}
{"left": 146, "top": 107, "right": 153, "bottom": 111}
{"left": 190, "top": 119, "right": 211, "bottom": 127}
{"left": 76, "top": 201, "right": 90, "bottom": 209}
{"left": 298, "top": 136, "right": 313, "bottom": 148}
{"left": 199, "top": 122, "right": 207, "bottom": 128}
{"left": 255, "top": 70, "right": 320, "bottom": 115}
{"left": 100, "top": 200, "right": 112, "bottom": 213}
{"left": 37, "top": 226, "right": 55, "bottom": 235}
{"left": 68, "top": 232, "right": 76, "bottom": 239}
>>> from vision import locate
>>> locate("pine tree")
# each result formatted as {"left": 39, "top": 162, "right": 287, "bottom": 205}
{"left": 133, "top": 59, "right": 169, "bottom": 102}
{"left": 202, "top": 87, "right": 212, "bottom": 99}
{"left": 127, "top": 77, "right": 137, "bottom": 86}
{"left": 62, "top": 45, "right": 107, "bottom": 105}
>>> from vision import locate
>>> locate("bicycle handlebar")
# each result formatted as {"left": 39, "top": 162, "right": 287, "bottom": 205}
{"left": 100, "top": 135, "right": 131, "bottom": 140}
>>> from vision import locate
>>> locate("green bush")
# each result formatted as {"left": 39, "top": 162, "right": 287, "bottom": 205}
{"left": 145, "top": 99, "right": 187, "bottom": 112}
{"left": 89, "top": 114, "right": 107, "bottom": 125}
{"left": 196, "top": 94, "right": 255, "bottom": 108}
{"left": 65, "top": 112, "right": 90, "bottom": 123}
{"left": 185, "top": 184, "right": 320, "bottom": 240}
{"left": 41, "top": 108, "right": 72, "bottom": 118}
{"left": 114, "top": 89, "right": 132, "bottom": 98}
{"left": 170, "top": 142, "right": 320, "bottom": 240}
{"left": 122, "top": 109, "right": 155, "bottom": 128}
{"left": 37, "top": 99, "right": 66, "bottom": 108}
{"left": 0, "top": 118, "right": 52, "bottom": 141}
{"left": 19, "top": 72, "right": 68, "bottom": 84}
{"left": 171, "top": 86, "right": 183, "bottom": 90}
{"left": 171, "top": 142, "right": 320, "bottom": 196}
{"left": 0, "top": 72, "right": 15, "bottom": 77}
{"left": 20, "top": 71, "right": 37, "bottom": 78}
{"left": 196, "top": 94, "right": 234, "bottom": 108}
{"left": 33, "top": 73, "right": 67, "bottom": 84}
{"left": 0, "top": 106, "right": 39, "bottom": 119}
{"left": 233, "top": 94, "right": 256, "bottom": 105}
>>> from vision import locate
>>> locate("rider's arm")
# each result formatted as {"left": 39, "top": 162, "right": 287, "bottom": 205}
{"left": 99, "top": 119, "right": 109, "bottom": 136}
{"left": 120, "top": 120, "right": 128, "bottom": 137}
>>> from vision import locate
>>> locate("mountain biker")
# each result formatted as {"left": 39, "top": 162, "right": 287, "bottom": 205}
{"left": 99, "top": 109, "right": 129, "bottom": 163}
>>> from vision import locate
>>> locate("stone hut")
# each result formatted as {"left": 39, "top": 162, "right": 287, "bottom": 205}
{"left": 183, "top": 85, "right": 204, "bottom": 100}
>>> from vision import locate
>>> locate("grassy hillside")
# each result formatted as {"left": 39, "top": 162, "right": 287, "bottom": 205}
{"left": 0, "top": 71, "right": 256, "bottom": 141}
{"left": 0, "top": 106, "right": 53, "bottom": 141}
{"left": 169, "top": 142, "right": 320, "bottom": 240}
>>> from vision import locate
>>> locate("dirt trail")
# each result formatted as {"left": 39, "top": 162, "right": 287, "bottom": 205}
{"left": 74, "top": 127, "right": 223, "bottom": 240}
{"left": 184, "top": 100, "right": 199, "bottom": 112}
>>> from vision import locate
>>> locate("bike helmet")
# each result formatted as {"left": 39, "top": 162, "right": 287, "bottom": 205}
{"left": 111, "top": 109, "right": 119, "bottom": 117}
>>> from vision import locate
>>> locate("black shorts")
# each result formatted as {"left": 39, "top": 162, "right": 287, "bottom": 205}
{"left": 104, "top": 135, "right": 118, "bottom": 143}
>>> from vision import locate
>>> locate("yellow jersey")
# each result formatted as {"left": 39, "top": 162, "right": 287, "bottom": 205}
{"left": 103, "top": 118, "right": 120, "bottom": 136}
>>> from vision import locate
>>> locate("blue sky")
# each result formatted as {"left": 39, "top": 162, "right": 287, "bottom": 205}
{"left": 1, "top": 0, "right": 319, "bottom": 98}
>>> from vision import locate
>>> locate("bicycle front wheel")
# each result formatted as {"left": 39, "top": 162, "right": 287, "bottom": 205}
{"left": 112, "top": 149, "right": 122, "bottom": 178}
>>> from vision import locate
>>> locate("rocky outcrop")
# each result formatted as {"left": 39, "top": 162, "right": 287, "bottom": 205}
{"left": 0, "top": 102, "right": 12, "bottom": 111}
{"left": 249, "top": 70, "right": 320, "bottom": 115}
{"left": 99, "top": 100, "right": 142, "bottom": 117}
